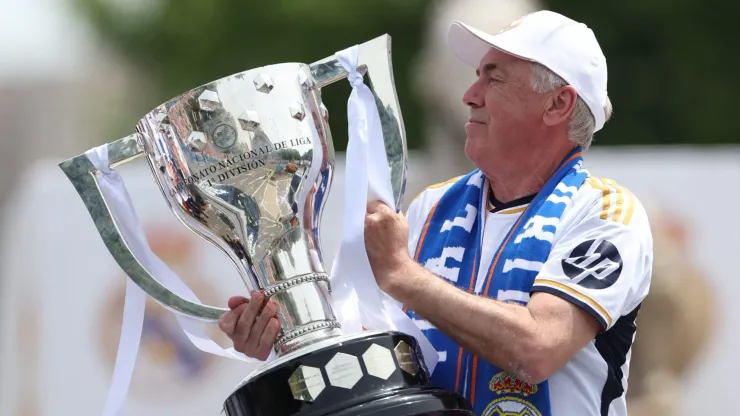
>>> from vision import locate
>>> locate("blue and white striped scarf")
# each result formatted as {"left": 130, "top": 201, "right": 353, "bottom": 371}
{"left": 407, "top": 147, "right": 588, "bottom": 415}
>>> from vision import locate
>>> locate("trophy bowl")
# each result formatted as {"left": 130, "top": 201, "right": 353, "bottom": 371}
{"left": 59, "top": 35, "right": 472, "bottom": 416}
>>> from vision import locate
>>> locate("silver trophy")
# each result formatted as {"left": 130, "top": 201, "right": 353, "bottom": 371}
{"left": 59, "top": 35, "right": 471, "bottom": 416}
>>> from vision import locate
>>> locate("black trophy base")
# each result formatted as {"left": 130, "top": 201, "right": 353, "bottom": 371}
{"left": 223, "top": 331, "right": 473, "bottom": 416}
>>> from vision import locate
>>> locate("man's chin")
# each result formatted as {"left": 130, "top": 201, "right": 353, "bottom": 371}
{"left": 463, "top": 137, "right": 484, "bottom": 163}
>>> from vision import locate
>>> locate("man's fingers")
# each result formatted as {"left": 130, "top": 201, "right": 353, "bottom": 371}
{"left": 367, "top": 200, "right": 392, "bottom": 214}
{"left": 228, "top": 296, "right": 248, "bottom": 310}
{"left": 256, "top": 318, "right": 281, "bottom": 360}
{"left": 243, "top": 300, "right": 278, "bottom": 353}
{"left": 218, "top": 303, "right": 247, "bottom": 337}
{"left": 233, "top": 291, "right": 265, "bottom": 349}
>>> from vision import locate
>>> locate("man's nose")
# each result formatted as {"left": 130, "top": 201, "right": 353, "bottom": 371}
{"left": 463, "top": 78, "right": 484, "bottom": 108}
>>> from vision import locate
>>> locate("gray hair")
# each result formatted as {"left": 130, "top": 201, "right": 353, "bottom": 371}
{"left": 530, "top": 63, "right": 613, "bottom": 150}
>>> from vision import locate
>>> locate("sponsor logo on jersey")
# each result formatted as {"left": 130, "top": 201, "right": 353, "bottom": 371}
{"left": 562, "top": 238, "right": 623, "bottom": 289}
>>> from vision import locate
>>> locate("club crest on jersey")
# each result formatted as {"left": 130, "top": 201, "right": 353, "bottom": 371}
{"left": 482, "top": 396, "right": 542, "bottom": 416}
{"left": 489, "top": 371, "right": 539, "bottom": 397}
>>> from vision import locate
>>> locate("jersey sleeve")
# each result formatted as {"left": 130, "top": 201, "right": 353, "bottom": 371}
{"left": 530, "top": 195, "right": 653, "bottom": 331}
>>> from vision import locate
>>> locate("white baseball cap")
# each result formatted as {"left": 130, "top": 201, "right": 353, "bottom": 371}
{"left": 448, "top": 10, "right": 608, "bottom": 132}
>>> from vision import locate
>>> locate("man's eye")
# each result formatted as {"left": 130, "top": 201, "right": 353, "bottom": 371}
{"left": 487, "top": 78, "right": 500, "bottom": 84}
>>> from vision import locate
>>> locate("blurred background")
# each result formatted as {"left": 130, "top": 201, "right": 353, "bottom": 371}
{"left": 0, "top": 0, "right": 738, "bottom": 415}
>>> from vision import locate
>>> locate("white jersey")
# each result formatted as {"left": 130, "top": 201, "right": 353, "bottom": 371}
{"left": 405, "top": 174, "right": 653, "bottom": 416}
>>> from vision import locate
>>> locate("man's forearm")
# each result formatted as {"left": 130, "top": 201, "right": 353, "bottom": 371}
{"left": 388, "top": 259, "right": 546, "bottom": 381}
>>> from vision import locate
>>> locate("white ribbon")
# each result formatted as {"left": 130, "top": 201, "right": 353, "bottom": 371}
{"left": 85, "top": 145, "right": 263, "bottom": 416}
{"left": 331, "top": 46, "right": 439, "bottom": 374}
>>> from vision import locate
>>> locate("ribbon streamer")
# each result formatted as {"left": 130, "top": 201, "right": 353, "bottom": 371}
{"left": 85, "top": 145, "right": 263, "bottom": 416}
{"left": 331, "top": 45, "right": 439, "bottom": 374}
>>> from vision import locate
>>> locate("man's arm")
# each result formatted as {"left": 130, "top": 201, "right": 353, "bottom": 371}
{"left": 365, "top": 200, "right": 600, "bottom": 383}
{"left": 366, "top": 186, "right": 652, "bottom": 384}
{"left": 385, "top": 258, "right": 600, "bottom": 384}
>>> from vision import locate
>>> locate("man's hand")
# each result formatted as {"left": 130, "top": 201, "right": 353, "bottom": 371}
{"left": 217, "top": 291, "right": 281, "bottom": 360}
{"left": 364, "top": 200, "right": 412, "bottom": 295}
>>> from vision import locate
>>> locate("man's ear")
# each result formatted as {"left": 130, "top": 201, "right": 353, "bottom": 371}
{"left": 543, "top": 85, "right": 578, "bottom": 127}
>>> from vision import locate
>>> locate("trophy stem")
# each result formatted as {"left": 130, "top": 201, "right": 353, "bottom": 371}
{"left": 275, "top": 323, "right": 343, "bottom": 356}
{"left": 262, "top": 272, "right": 345, "bottom": 357}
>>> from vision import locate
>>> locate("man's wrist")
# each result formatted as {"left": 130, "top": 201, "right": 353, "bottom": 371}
{"left": 384, "top": 256, "right": 428, "bottom": 304}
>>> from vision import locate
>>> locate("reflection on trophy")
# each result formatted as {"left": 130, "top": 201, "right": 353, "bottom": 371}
{"left": 59, "top": 36, "right": 472, "bottom": 415}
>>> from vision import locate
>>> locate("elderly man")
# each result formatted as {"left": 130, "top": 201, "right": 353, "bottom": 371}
{"left": 220, "top": 10, "right": 652, "bottom": 416}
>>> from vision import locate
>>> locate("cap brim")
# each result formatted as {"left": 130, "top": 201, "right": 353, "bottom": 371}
{"left": 448, "top": 21, "right": 534, "bottom": 68}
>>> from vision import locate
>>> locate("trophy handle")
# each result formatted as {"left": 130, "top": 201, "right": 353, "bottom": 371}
{"left": 309, "top": 34, "right": 408, "bottom": 212}
{"left": 58, "top": 134, "right": 227, "bottom": 321}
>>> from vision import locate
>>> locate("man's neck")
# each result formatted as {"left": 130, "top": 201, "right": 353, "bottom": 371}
{"left": 487, "top": 175, "right": 546, "bottom": 204}
{"left": 483, "top": 146, "right": 574, "bottom": 204}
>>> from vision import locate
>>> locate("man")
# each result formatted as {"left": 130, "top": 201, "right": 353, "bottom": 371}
{"left": 219, "top": 10, "right": 652, "bottom": 416}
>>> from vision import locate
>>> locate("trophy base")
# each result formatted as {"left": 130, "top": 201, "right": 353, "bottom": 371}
{"left": 223, "top": 331, "right": 473, "bottom": 416}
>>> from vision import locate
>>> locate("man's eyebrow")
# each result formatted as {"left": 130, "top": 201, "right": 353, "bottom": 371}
{"left": 475, "top": 63, "right": 499, "bottom": 77}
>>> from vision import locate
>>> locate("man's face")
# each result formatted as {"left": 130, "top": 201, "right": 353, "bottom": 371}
{"left": 462, "top": 48, "right": 546, "bottom": 167}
